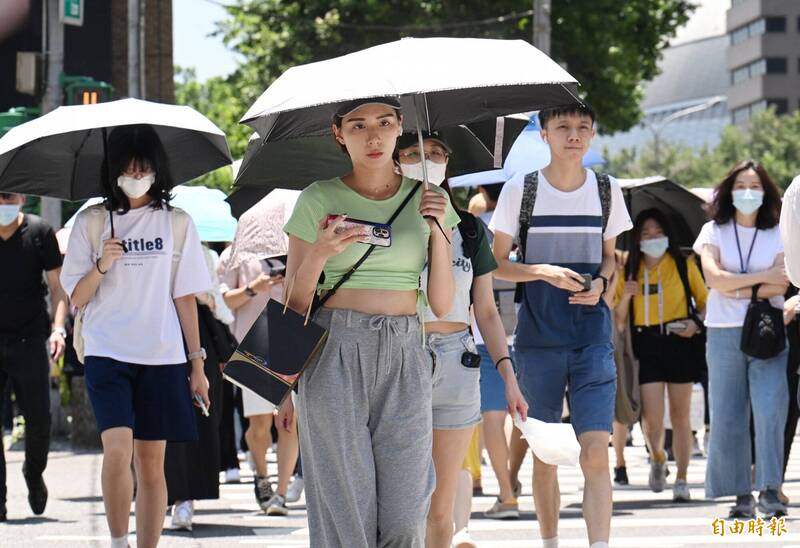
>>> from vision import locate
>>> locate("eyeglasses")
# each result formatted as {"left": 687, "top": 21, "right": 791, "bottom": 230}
{"left": 397, "top": 149, "right": 449, "bottom": 164}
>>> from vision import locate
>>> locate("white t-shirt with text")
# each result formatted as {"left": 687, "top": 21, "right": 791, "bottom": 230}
{"left": 61, "top": 205, "right": 212, "bottom": 365}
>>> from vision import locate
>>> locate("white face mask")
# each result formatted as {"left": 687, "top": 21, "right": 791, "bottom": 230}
{"left": 400, "top": 160, "right": 447, "bottom": 186}
{"left": 732, "top": 188, "right": 764, "bottom": 215}
{"left": 0, "top": 204, "right": 21, "bottom": 226}
{"left": 117, "top": 173, "right": 155, "bottom": 199}
{"left": 640, "top": 236, "right": 669, "bottom": 259}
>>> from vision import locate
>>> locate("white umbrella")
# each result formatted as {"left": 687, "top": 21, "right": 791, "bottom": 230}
{"left": 225, "top": 189, "right": 301, "bottom": 270}
{"left": 0, "top": 98, "right": 231, "bottom": 201}
{"left": 237, "top": 37, "right": 579, "bottom": 193}
{"left": 240, "top": 37, "right": 578, "bottom": 140}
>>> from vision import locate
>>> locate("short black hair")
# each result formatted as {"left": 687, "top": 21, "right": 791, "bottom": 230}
{"left": 538, "top": 103, "right": 596, "bottom": 129}
{"left": 103, "top": 124, "right": 174, "bottom": 214}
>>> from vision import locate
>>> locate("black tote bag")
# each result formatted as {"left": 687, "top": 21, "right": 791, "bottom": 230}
{"left": 741, "top": 284, "right": 786, "bottom": 359}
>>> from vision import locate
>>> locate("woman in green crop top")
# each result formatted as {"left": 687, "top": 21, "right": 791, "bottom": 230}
{"left": 276, "top": 97, "right": 459, "bottom": 548}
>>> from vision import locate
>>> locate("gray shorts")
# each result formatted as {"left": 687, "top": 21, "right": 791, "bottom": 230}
{"left": 426, "top": 329, "right": 482, "bottom": 430}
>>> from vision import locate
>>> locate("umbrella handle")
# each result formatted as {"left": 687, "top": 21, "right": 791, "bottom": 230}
{"left": 412, "top": 95, "right": 450, "bottom": 244}
{"left": 101, "top": 127, "right": 115, "bottom": 238}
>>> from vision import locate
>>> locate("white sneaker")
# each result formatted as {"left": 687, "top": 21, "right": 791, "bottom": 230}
{"left": 223, "top": 468, "right": 241, "bottom": 484}
{"left": 673, "top": 479, "right": 691, "bottom": 502}
{"left": 452, "top": 528, "right": 478, "bottom": 548}
{"left": 171, "top": 500, "right": 193, "bottom": 531}
{"left": 286, "top": 475, "right": 304, "bottom": 503}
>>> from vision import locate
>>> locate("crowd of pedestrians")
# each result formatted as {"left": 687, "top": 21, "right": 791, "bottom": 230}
{"left": 1, "top": 95, "right": 800, "bottom": 548}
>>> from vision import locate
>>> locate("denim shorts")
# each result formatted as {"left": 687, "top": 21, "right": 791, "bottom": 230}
{"left": 514, "top": 342, "right": 616, "bottom": 436}
{"left": 425, "top": 329, "right": 482, "bottom": 430}
{"left": 478, "top": 344, "right": 509, "bottom": 412}
{"left": 84, "top": 356, "right": 198, "bottom": 442}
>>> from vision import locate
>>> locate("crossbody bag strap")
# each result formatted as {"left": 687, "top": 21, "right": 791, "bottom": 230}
{"left": 595, "top": 172, "right": 612, "bottom": 234}
{"left": 314, "top": 181, "right": 423, "bottom": 311}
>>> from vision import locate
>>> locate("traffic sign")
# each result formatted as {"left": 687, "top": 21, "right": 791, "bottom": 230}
{"left": 60, "top": 0, "right": 83, "bottom": 27}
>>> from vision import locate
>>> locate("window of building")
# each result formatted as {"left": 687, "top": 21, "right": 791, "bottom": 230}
{"left": 765, "top": 57, "right": 787, "bottom": 74}
{"left": 764, "top": 17, "right": 786, "bottom": 32}
{"left": 767, "top": 98, "right": 789, "bottom": 114}
{"left": 730, "top": 16, "right": 786, "bottom": 45}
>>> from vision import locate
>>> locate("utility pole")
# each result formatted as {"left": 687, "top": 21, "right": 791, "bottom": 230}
{"left": 128, "top": 0, "right": 145, "bottom": 98}
{"left": 40, "top": 0, "right": 63, "bottom": 229}
{"left": 533, "top": 0, "right": 552, "bottom": 56}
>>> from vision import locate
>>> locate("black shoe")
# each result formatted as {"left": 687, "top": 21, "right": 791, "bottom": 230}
{"left": 24, "top": 471, "right": 48, "bottom": 516}
{"left": 614, "top": 466, "right": 629, "bottom": 486}
{"left": 729, "top": 494, "right": 756, "bottom": 519}
{"left": 254, "top": 475, "right": 274, "bottom": 512}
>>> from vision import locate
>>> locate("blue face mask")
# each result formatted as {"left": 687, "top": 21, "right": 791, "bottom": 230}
{"left": 640, "top": 236, "right": 669, "bottom": 259}
{"left": 0, "top": 204, "right": 21, "bottom": 226}
{"left": 732, "top": 189, "right": 764, "bottom": 215}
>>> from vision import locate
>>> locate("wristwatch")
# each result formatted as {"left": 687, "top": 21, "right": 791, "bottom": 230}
{"left": 244, "top": 284, "right": 257, "bottom": 297}
{"left": 597, "top": 274, "right": 609, "bottom": 295}
{"left": 187, "top": 348, "right": 207, "bottom": 361}
{"left": 52, "top": 327, "right": 67, "bottom": 338}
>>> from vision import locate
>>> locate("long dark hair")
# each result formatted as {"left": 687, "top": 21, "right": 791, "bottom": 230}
{"left": 103, "top": 124, "right": 173, "bottom": 214}
{"left": 626, "top": 208, "right": 684, "bottom": 280}
{"left": 709, "top": 159, "right": 781, "bottom": 229}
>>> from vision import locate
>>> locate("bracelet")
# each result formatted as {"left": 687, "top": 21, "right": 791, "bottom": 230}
{"left": 244, "top": 284, "right": 257, "bottom": 297}
{"left": 52, "top": 327, "right": 67, "bottom": 338}
{"left": 495, "top": 356, "right": 513, "bottom": 369}
{"left": 95, "top": 258, "right": 107, "bottom": 275}
{"left": 187, "top": 348, "right": 207, "bottom": 361}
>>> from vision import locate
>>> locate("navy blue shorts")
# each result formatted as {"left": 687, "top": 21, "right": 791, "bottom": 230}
{"left": 84, "top": 356, "right": 198, "bottom": 442}
{"left": 478, "top": 344, "right": 509, "bottom": 413}
{"left": 514, "top": 342, "right": 616, "bottom": 436}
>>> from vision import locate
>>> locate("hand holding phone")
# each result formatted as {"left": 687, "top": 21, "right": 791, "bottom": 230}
{"left": 325, "top": 214, "right": 392, "bottom": 247}
{"left": 193, "top": 393, "right": 210, "bottom": 417}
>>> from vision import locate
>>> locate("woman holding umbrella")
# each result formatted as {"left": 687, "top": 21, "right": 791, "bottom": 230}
{"left": 615, "top": 208, "right": 707, "bottom": 501}
{"left": 60, "top": 125, "right": 212, "bottom": 548}
{"left": 277, "top": 97, "right": 459, "bottom": 547}
{"left": 396, "top": 132, "right": 529, "bottom": 547}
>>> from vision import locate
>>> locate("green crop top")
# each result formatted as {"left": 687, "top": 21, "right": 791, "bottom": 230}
{"left": 283, "top": 176, "right": 460, "bottom": 292}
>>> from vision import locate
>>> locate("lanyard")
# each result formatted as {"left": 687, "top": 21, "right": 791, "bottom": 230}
{"left": 643, "top": 266, "right": 664, "bottom": 333}
{"left": 733, "top": 223, "right": 758, "bottom": 274}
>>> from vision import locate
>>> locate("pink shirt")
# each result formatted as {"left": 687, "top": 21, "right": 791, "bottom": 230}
{"left": 218, "top": 247, "right": 284, "bottom": 343}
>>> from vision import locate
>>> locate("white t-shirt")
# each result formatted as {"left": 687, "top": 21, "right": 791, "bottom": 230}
{"left": 693, "top": 221, "right": 784, "bottom": 328}
{"left": 489, "top": 169, "right": 632, "bottom": 243}
{"left": 61, "top": 205, "right": 212, "bottom": 365}
{"left": 781, "top": 175, "right": 800, "bottom": 286}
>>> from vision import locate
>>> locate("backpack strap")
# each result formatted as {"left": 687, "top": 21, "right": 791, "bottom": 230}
{"left": 514, "top": 171, "right": 539, "bottom": 303}
{"left": 674, "top": 254, "right": 704, "bottom": 331}
{"left": 84, "top": 204, "right": 108, "bottom": 260}
{"left": 456, "top": 209, "right": 480, "bottom": 261}
{"left": 595, "top": 171, "right": 612, "bottom": 235}
{"left": 170, "top": 207, "right": 191, "bottom": 291}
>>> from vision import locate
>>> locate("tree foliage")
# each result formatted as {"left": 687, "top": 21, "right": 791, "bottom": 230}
{"left": 214, "top": 0, "right": 695, "bottom": 134}
{"left": 605, "top": 108, "right": 800, "bottom": 190}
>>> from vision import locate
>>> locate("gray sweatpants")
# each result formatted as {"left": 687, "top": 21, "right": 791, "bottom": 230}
{"left": 296, "top": 308, "right": 435, "bottom": 548}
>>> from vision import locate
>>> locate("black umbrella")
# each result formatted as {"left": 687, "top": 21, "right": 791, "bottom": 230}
{"left": 619, "top": 176, "right": 708, "bottom": 250}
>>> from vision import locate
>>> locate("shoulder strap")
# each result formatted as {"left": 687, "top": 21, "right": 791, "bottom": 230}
{"left": 85, "top": 204, "right": 107, "bottom": 258}
{"left": 170, "top": 207, "right": 191, "bottom": 290}
{"left": 596, "top": 171, "right": 612, "bottom": 234}
{"left": 514, "top": 172, "right": 538, "bottom": 303}
{"left": 456, "top": 209, "right": 480, "bottom": 261}
{"left": 675, "top": 255, "right": 698, "bottom": 318}
{"left": 517, "top": 171, "right": 539, "bottom": 262}
{"left": 315, "top": 181, "right": 422, "bottom": 311}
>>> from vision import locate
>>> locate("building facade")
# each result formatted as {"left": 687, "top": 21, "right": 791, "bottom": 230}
{"left": 726, "top": 0, "right": 800, "bottom": 123}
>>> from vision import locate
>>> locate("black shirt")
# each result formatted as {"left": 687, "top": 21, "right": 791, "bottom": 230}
{"left": 0, "top": 214, "right": 63, "bottom": 336}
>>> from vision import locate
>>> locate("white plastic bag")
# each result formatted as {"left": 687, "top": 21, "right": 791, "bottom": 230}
{"left": 513, "top": 414, "right": 581, "bottom": 467}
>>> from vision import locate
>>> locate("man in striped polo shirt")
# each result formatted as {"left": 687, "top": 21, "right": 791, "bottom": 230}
{"left": 490, "top": 104, "right": 632, "bottom": 548}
